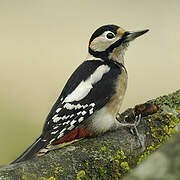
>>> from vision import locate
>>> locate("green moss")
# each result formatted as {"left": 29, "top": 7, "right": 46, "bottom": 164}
{"left": 138, "top": 110, "right": 180, "bottom": 164}
{"left": 22, "top": 171, "right": 58, "bottom": 180}
{"left": 83, "top": 161, "right": 92, "bottom": 177}
{"left": 99, "top": 167, "right": 107, "bottom": 176}
{"left": 120, "top": 162, "right": 130, "bottom": 172}
{"left": 76, "top": 170, "right": 86, "bottom": 180}
{"left": 40, "top": 177, "right": 56, "bottom": 180}
{"left": 22, "top": 172, "right": 38, "bottom": 180}
{"left": 152, "top": 89, "right": 180, "bottom": 109}
{"left": 118, "top": 150, "right": 126, "bottom": 160}
{"left": 54, "top": 166, "right": 62, "bottom": 175}
{"left": 112, "top": 150, "right": 127, "bottom": 160}
{"left": 113, "top": 159, "right": 121, "bottom": 179}
{"left": 150, "top": 113, "right": 179, "bottom": 143}
{"left": 110, "top": 150, "right": 129, "bottom": 179}
{"left": 100, "top": 146, "right": 107, "bottom": 151}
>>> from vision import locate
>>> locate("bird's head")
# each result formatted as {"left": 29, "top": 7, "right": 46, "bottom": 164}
{"left": 88, "top": 24, "right": 149, "bottom": 64}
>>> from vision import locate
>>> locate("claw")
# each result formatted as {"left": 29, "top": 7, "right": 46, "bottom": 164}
{"left": 130, "top": 114, "right": 145, "bottom": 151}
{"left": 135, "top": 114, "right": 142, "bottom": 126}
{"left": 116, "top": 114, "right": 141, "bottom": 128}
{"left": 116, "top": 113, "right": 145, "bottom": 151}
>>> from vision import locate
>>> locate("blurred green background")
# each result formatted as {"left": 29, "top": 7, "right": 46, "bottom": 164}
{"left": 0, "top": 0, "right": 179, "bottom": 165}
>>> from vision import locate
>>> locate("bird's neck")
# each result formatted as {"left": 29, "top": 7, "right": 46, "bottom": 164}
{"left": 86, "top": 53, "right": 103, "bottom": 61}
{"left": 108, "top": 44, "right": 129, "bottom": 65}
{"left": 86, "top": 43, "right": 129, "bottom": 65}
{"left": 86, "top": 52, "right": 125, "bottom": 65}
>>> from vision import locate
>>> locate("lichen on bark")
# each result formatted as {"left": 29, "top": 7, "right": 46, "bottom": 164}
{"left": 0, "top": 89, "right": 179, "bottom": 180}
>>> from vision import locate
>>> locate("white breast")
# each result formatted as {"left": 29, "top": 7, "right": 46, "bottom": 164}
{"left": 89, "top": 106, "right": 116, "bottom": 133}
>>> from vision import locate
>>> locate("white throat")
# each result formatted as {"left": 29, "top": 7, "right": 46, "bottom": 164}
{"left": 108, "top": 43, "right": 129, "bottom": 65}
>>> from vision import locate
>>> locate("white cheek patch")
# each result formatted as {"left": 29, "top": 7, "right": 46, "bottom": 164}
{"left": 90, "top": 32, "right": 120, "bottom": 52}
{"left": 64, "top": 65, "right": 110, "bottom": 103}
{"left": 90, "top": 38, "right": 111, "bottom": 52}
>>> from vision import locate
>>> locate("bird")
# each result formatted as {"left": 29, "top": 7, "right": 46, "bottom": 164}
{"left": 11, "top": 24, "right": 149, "bottom": 164}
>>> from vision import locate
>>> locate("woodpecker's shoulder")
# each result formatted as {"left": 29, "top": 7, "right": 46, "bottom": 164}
{"left": 60, "top": 59, "right": 124, "bottom": 98}
{"left": 60, "top": 60, "right": 105, "bottom": 98}
{"left": 49, "top": 59, "right": 125, "bottom": 112}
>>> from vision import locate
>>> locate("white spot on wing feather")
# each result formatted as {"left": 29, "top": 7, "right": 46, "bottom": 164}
{"left": 89, "top": 108, "right": 94, "bottom": 115}
{"left": 78, "top": 117, "right": 84, "bottom": 123}
{"left": 53, "top": 126, "right": 59, "bottom": 129}
{"left": 61, "top": 128, "right": 66, "bottom": 133}
{"left": 70, "top": 119, "right": 77, "bottom": 125}
{"left": 64, "top": 103, "right": 83, "bottom": 110}
{"left": 50, "top": 138, "right": 55, "bottom": 144}
{"left": 57, "top": 133, "right": 64, "bottom": 139}
{"left": 83, "top": 104, "right": 88, "bottom": 109}
{"left": 61, "top": 115, "right": 70, "bottom": 120}
{"left": 52, "top": 114, "right": 58, "bottom": 119}
{"left": 56, "top": 108, "right": 62, "bottom": 113}
{"left": 76, "top": 104, "right": 82, "bottom": 109}
{"left": 90, "top": 103, "right": 95, "bottom": 107}
{"left": 67, "top": 125, "right": 74, "bottom": 130}
{"left": 62, "top": 120, "right": 70, "bottom": 125}
{"left": 70, "top": 114, "right": 74, "bottom": 118}
{"left": 64, "top": 103, "right": 74, "bottom": 110}
{"left": 77, "top": 112, "right": 81, "bottom": 115}
{"left": 51, "top": 130, "right": 59, "bottom": 135}
{"left": 81, "top": 111, "right": 87, "bottom": 115}
{"left": 53, "top": 117, "right": 61, "bottom": 123}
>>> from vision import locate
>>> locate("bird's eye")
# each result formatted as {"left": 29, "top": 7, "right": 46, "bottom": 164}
{"left": 106, "top": 33, "right": 115, "bottom": 39}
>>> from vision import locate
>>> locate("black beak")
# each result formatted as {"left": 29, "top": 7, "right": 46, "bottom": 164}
{"left": 123, "top": 29, "right": 149, "bottom": 42}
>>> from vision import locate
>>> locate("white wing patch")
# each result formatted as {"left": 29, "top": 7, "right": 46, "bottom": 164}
{"left": 63, "top": 65, "right": 110, "bottom": 103}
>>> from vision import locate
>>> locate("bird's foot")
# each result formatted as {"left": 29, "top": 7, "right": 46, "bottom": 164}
{"left": 129, "top": 114, "right": 145, "bottom": 151}
{"left": 117, "top": 114, "right": 145, "bottom": 151}
{"left": 116, "top": 113, "right": 141, "bottom": 128}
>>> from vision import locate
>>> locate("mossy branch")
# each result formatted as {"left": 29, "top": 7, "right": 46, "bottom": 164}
{"left": 0, "top": 90, "right": 179, "bottom": 180}
{"left": 123, "top": 132, "right": 180, "bottom": 180}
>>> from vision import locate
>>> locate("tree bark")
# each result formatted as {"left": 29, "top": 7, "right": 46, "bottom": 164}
{"left": 0, "top": 90, "right": 179, "bottom": 180}
{"left": 123, "top": 132, "right": 180, "bottom": 180}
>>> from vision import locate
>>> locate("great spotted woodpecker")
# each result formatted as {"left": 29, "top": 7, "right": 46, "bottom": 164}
{"left": 12, "top": 24, "right": 149, "bottom": 164}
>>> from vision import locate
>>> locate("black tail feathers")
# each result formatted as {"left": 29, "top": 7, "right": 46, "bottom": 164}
{"left": 11, "top": 136, "right": 49, "bottom": 164}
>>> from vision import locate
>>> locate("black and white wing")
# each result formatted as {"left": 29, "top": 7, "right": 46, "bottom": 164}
{"left": 42, "top": 60, "right": 122, "bottom": 142}
{"left": 11, "top": 59, "right": 122, "bottom": 164}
